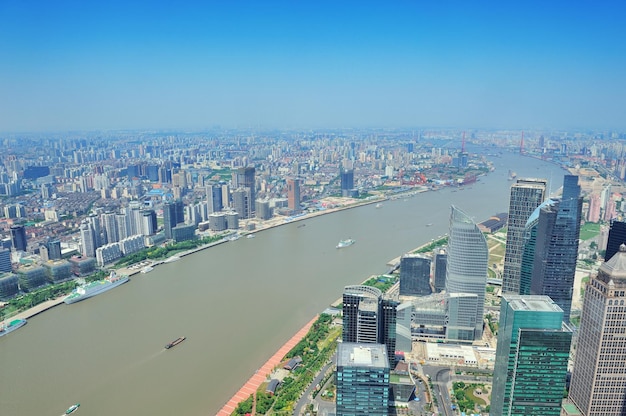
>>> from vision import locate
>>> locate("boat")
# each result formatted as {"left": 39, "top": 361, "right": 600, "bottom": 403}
{"left": 375, "top": 203, "right": 383, "bottom": 208}
{"left": 336, "top": 239, "right": 356, "bottom": 249}
{"left": 297, "top": 223, "right": 306, "bottom": 228}
{"left": 141, "top": 266, "right": 154, "bottom": 274}
{"left": 165, "top": 336, "right": 186, "bottom": 349}
{"left": 426, "top": 223, "right": 433, "bottom": 227}
{"left": 246, "top": 234, "right": 255, "bottom": 239}
{"left": 0, "top": 318, "right": 27, "bottom": 337}
{"left": 65, "top": 403, "right": 80, "bottom": 414}
{"left": 64, "top": 271, "right": 129, "bottom": 304}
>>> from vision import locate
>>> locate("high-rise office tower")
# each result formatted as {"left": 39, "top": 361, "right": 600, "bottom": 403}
{"left": 445, "top": 205, "right": 488, "bottom": 341}
{"left": 336, "top": 342, "right": 390, "bottom": 416}
{"left": 530, "top": 175, "right": 582, "bottom": 323}
{"left": 233, "top": 166, "right": 255, "bottom": 212}
{"left": 206, "top": 184, "right": 223, "bottom": 214}
{"left": 569, "top": 244, "right": 626, "bottom": 416}
{"left": 342, "top": 285, "right": 398, "bottom": 368}
{"left": 47, "top": 239, "right": 62, "bottom": 260}
{"left": 399, "top": 254, "right": 432, "bottom": 296}
{"left": 491, "top": 295, "right": 572, "bottom": 416}
{"left": 163, "top": 202, "right": 177, "bottom": 240}
{"left": 433, "top": 248, "right": 447, "bottom": 293}
{"left": 340, "top": 167, "right": 354, "bottom": 197}
{"left": 605, "top": 219, "right": 626, "bottom": 261}
{"left": 518, "top": 200, "right": 554, "bottom": 295}
{"left": 232, "top": 188, "right": 252, "bottom": 219}
{"left": 502, "top": 178, "right": 547, "bottom": 294}
{"left": 287, "top": 177, "right": 301, "bottom": 213}
{"left": 10, "top": 224, "right": 27, "bottom": 252}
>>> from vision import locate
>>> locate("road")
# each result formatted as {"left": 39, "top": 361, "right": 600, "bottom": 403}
{"left": 423, "top": 365, "right": 453, "bottom": 416}
{"left": 293, "top": 356, "right": 335, "bottom": 416}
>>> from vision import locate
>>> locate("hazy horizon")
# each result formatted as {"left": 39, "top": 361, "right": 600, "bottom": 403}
{"left": 1, "top": 1, "right": 625, "bottom": 133}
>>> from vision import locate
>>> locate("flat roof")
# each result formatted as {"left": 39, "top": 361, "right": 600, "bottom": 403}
{"left": 504, "top": 295, "right": 563, "bottom": 313}
{"left": 337, "top": 342, "right": 389, "bottom": 369}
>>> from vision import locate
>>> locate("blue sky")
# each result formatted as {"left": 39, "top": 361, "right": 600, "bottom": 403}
{"left": 1, "top": 1, "right": 625, "bottom": 132}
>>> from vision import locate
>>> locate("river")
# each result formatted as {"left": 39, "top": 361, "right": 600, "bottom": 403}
{"left": 0, "top": 150, "right": 566, "bottom": 416}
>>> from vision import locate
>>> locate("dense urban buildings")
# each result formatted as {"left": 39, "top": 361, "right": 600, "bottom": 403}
{"left": 445, "top": 205, "right": 488, "bottom": 341}
{"left": 569, "top": 244, "right": 626, "bottom": 416}
{"left": 491, "top": 295, "right": 572, "bottom": 416}
{"left": 502, "top": 178, "right": 547, "bottom": 294}
{"left": 529, "top": 175, "right": 582, "bottom": 323}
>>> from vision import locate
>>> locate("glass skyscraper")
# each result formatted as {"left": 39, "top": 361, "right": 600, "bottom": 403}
{"left": 336, "top": 342, "right": 390, "bottom": 416}
{"left": 445, "top": 205, "right": 488, "bottom": 341}
{"left": 342, "top": 285, "right": 398, "bottom": 368}
{"left": 519, "top": 199, "right": 555, "bottom": 295}
{"left": 569, "top": 244, "right": 626, "bottom": 415}
{"left": 502, "top": 178, "right": 546, "bottom": 294}
{"left": 491, "top": 295, "right": 572, "bottom": 416}
{"left": 399, "top": 254, "right": 432, "bottom": 296}
{"left": 530, "top": 175, "right": 582, "bottom": 323}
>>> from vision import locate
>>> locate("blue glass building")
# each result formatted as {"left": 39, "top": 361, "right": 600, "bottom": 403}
{"left": 336, "top": 342, "right": 390, "bottom": 416}
{"left": 491, "top": 295, "right": 572, "bottom": 416}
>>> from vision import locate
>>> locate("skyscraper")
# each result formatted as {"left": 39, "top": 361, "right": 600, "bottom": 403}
{"left": 445, "top": 205, "right": 488, "bottom": 341}
{"left": 10, "top": 224, "right": 27, "bottom": 252}
{"left": 233, "top": 166, "right": 255, "bottom": 212}
{"left": 530, "top": 175, "right": 582, "bottom": 323}
{"left": 287, "top": 177, "right": 301, "bottom": 213}
{"left": 433, "top": 248, "right": 447, "bottom": 292}
{"left": 47, "top": 239, "right": 62, "bottom": 260}
{"left": 502, "top": 178, "right": 547, "bottom": 294}
{"left": 102, "top": 212, "right": 119, "bottom": 244}
{"left": 569, "top": 244, "right": 626, "bottom": 416}
{"left": 336, "top": 342, "right": 390, "bottom": 416}
{"left": 342, "top": 285, "right": 398, "bottom": 367}
{"left": 491, "top": 295, "right": 572, "bottom": 416}
{"left": 79, "top": 221, "right": 96, "bottom": 258}
{"left": 518, "top": 199, "right": 554, "bottom": 295}
{"left": 340, "top": 167, "right": 354, "bottom": 197}
{"left": 399, "top": 254, "right": 432, "bottom": 296}
{"left": 206, "top": 184, "right": 223, "bottom": 214}
{"left": 163, "top": 200, "right": 184, "bottom": 239}
{"left": 605, "top": 219, "right": 626, "bottom": 262}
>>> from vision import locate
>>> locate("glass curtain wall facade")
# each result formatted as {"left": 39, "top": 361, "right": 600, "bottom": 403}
{"left": 343, "top": 285, "right": 398, "bottom": 368}
{"left": 530, "top": 175, "right": 582, "bottom": 323}
{"left": 502, "top": 178, "right": 546, "bottom": 294}
{"left": 491, "top": 295, "right": 572, "bottom": 416}
{"left": 445, "top": 205, "right": 488, "bottom": 340}
{"left": 336, "top": 342, "right": 390, "bottom": 416}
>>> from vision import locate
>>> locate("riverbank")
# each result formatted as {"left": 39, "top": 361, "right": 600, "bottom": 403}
{"left": 216, "top": 315, "right": 318, "bottom": 415}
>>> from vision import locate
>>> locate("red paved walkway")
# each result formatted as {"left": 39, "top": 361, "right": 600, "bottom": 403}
{"left": 216, "top": 315, "right": 318, "bottom": 415}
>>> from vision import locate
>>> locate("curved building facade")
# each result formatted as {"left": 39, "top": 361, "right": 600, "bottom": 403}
{"left": 445, "top": 205, "right": 488, "bottom": 341}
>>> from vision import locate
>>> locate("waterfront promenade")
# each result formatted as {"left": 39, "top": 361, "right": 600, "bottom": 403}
{"left": 216, "top": 315, "right": 318, "bottom": 416}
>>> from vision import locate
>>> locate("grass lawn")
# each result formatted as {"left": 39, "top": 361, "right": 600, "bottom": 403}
{"left": 580, "top": 222, "right": 601, "bottom": 241}
{"left": 465, "top": 387, "right": 487, "bottom": 406}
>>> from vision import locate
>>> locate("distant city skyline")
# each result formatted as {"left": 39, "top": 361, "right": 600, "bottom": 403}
{"left": 1, "top": 1, "right": 625, "bottom": 132}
